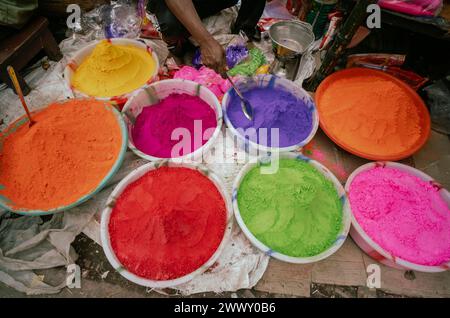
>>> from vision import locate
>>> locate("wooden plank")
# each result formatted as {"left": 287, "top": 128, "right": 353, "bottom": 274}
{"left": 326, "top": 237, "right": 365, "bottom": 263}
{"left": 362, "top": 254, "right": 450, "bottom": 297}
{"left": 412, "top": 130, "right": 450, "bottom": 188}
{"left": 312, "top": 239, "right": 367, "bottom": 287}
{"left": 414, "top": 131, "right": 450, "bottom": 168}
{"left": 254, "top": 259, "right": 312, "bottom": 297}
{"left": 312, "top": 260, "right": 367, "bottom": 287}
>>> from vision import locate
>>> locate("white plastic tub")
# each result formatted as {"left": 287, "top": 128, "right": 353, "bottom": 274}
{"left": 345, "top": 161, "right": 450, "bottom": 272}
{"left": 222, "top": 74, "right": 319, "bottom": 155}
{"left": 232, "top": 152, "right": 351, "bottom": 264}
{"left": 100, "top": 160, "right": 233, "bottom": 288}
{"left": 64, "top": 38, "right": 159, "bottom": 104}
{"left": 122, "top": 79, "right": 223, "bottom": 162}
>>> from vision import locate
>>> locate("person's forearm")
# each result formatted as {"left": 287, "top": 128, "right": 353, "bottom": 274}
{"left": 164, "top": 0, "right": 213, "bottom": 44}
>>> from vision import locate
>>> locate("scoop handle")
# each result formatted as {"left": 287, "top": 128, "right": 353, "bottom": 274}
{"left": 7, "top": 66, "right": 34, "bottom": 125}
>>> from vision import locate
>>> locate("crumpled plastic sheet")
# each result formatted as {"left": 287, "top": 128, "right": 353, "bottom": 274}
{"left": 293, "top": 38, "right": 322, "bottom": 86}
{"left": 263, "top": 0, "right": 292, "bottom": 20}
{"left": 0, "top": 209, "right": 92, "bottom": 295}
{"left": 423, "top": 79, "right": 450, "bottom": 135}
{"left": 0, "top": 31, "right": 269, "bottom": 295}
{"left": 295, "top": 50, "right": 316, "bottom": 86}
{"left": 188, "top": 7, "right": 239, "bottom": 48}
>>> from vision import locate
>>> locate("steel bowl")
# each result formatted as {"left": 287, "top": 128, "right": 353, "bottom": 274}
{"left": 268, "top": 20, "right": 314, "bottom": 58}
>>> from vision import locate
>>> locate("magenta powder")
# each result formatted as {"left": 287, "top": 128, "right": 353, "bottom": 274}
{"left": 131, "top": 93, "right": 217, "bottom": 158}
{"left": 349, "top": 166, "right": 450, "bottom": 266}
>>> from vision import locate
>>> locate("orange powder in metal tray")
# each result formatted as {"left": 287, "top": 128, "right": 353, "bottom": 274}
{"left": 316, "top": 68, "right": 430, "bottom": 160}
{"left": 0, "top": 99, "right": 123, "bottom": 211}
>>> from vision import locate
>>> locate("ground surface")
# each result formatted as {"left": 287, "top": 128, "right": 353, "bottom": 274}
{"left": 0, "top": 128, "right": 448, "bottom": 298}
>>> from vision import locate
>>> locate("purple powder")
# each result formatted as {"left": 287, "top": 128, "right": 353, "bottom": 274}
{"left": 226, "top": 45, "right": 249, "bottom": 68}
{"left": 226, "top": 87, "right": 313, "bottom": 148}
{"left": 193, "top": 45, "right": 249, "bottom": 69}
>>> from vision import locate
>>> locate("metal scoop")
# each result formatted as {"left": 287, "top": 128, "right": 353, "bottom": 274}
{"left": 224, "top": 73, "right": 253, "bottom": 121}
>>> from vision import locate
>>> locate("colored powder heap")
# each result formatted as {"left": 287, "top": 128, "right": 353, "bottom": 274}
{"left": 132, "top": 93, "right": 217, "bottom": 158}
{"left": 238, "top": 159, "right": 343, "bottom": 257}
{"left": 318, "top": 74, "right": 422, "bottom": 158}
{"left": 349, "top": 166, "right": 450, "bottom": 266}
{"left": 0, "top": 99, "right": 122, "bottom": 211}
{"left": 226, "top": 44, "right": 249, "bottom": 68}
{"left": 173, "top": 66, "right": 231, "bottom": 100}
{"left": 72, "top": 40, "right": 156, "bottom": 97}
{"left": 228, "top": 47, "right": 266, "bottom": 77}
{"left": 109, "top": 167, "right": 227, "bottom": 280}
{"left": 227, "top": 87, "right": 313, "bottom": 147}
{"left": 192, "top": 44, "right": 248, "bottom": 69}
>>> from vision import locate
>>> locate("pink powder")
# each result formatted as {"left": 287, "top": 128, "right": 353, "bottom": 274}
{"left": 173, "top": 66, "right": 231, "bottom": 100}
{"left": 349, "top": 166, "right": 450, "bottom": 266}
{"left": 131, "top": 93, "right": 217, "bottom": 158}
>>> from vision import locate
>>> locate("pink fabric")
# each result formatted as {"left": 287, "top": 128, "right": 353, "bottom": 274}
{"left": 378, "top": 0, "right": 442, "bottom": 16}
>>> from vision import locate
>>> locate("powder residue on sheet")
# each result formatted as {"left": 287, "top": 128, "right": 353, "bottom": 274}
{"left": 0, "top": 99, "right": 122, "bottom": 210}
{"left": 237, "top": 159, "right": 342, "bottom": 257}
{"left": 72, "top": 40, "right": 156, "bottom": 97}
{"left": 131, "top": 93, "right": 217, "bottom": 158}
{"left": 109, "top": 167, "right": 227, "bottom": 280}
{"left": 226, "top": 87, "right": 313, "bottom": 148}
{"left": 349, "top": 166, "right": 450, "bottom": 266}
{"left": 317, "top": 74, "right": 422, "bottom": 158}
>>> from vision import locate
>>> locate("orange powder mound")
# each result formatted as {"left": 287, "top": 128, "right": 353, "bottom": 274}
{"left": 317, "top": 73, "right": 424, "bottom": 159}
{"left": 0, "top": 99, "right": 123, "bottom": 211}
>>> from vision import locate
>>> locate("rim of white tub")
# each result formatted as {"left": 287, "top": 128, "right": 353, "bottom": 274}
{"left": 232, "top": 152, "right": 351, "bottom": 264}
{"left": 100, "top": 160, "right": 233, "bottom": 288}
{"left": 222, "top": 74, "right": 319, "bottom": 154}
{"left": 121, "top": 79, "right": 223, "bottom": 163}
{"left": 345, "top": 161, "right": 450, "bottom": 272}
{"left": 63, "top": 38, "right": 160, "bottom": 102}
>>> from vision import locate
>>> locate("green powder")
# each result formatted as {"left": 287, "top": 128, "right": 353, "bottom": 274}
{"left": 237, "top": 158, "right": 343, "bottom": 257}
{"left": 228, "top": 48, "right": 266, "bottom": 77}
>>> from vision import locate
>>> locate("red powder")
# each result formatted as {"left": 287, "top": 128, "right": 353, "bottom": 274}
{"left": 108, "top": 166, "right": 227, "bottom": 280}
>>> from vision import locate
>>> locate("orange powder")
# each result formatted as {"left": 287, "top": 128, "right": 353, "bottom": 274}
{"left": 317, "top": 72, "right": 424, "bottom": 159}
{"left": 0, "top": 99, "right": 123, "bottom": 211}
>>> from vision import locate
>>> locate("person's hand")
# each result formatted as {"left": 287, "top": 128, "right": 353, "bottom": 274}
{"left": 199, "top": 38, "right": 227, "bottom": 77}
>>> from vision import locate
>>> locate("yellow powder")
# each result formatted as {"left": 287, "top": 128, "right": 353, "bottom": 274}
{"left": 72, "top": 40, "right": 156, "bottom": 98}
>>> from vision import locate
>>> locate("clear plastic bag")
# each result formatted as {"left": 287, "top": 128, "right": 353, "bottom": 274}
{"left": 423, "top": 79, "right": 450, "bottom": 134}
{"left": 103, "top": 0, "right": 143, "bottom": 38}
{"left": 67, "top": 1, "right": 145, "bottom": 40}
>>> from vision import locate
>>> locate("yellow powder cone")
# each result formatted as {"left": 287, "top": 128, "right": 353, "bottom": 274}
{"left": 72, "top": 40, "right": 156, "bottom": 98}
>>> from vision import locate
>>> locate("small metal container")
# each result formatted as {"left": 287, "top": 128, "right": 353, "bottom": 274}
{"left": 268, "top": 21, "right": 315, "bottom": 81}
